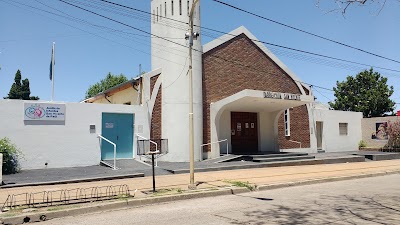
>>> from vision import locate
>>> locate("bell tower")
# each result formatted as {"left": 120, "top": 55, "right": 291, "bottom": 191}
{"left": 150, "top": 0, "right": 203, "bottom": 161}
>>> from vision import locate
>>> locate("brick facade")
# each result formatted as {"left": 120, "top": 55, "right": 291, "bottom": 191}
{"left": 150, "top": 75, "right": 162, "bottom": 140}
{"left": 278, "top": 106, "right": 310, "bottom": 148}
{"left": 202, "top": 34, "right": 310, "bottom": 151}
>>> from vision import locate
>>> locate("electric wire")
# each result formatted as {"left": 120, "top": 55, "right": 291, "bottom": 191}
{"left": 92, "top": 0, "right": 400, "bottom": 74}
{"left": 2, "top": 0, "right": 397, "bottom": 100}
{"left": 211, "top": 0, "right": 400, "bottom": 64}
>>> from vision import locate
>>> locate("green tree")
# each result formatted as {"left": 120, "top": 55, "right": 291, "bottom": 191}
{"left": 4, "top": 70, "right": 39, "bottom": 100}
{"left": 85, "top": 72, "right": 128, "bottom": 99}
{"left": 329, "top": 68, "right": 395, "bottom": 118}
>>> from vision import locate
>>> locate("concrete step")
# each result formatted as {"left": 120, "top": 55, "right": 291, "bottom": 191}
{"left": 249, "top": 152, "right": 309, "bottom": 159}
{"left": 167, "top": 156, "right": 365, "bottom": 174}
{"left": 252, "top": 155, "right": 315, "bottom": 163}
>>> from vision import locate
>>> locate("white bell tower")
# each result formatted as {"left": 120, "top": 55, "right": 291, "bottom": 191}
{"left": 150, "top": 0, "right": 203, "bottom": 161}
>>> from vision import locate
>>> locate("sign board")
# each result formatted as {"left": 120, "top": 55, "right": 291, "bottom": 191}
{"left": 237, "top": 123, "right": 241, "bottom": 131}
{"left": 105, "top": 123, "right": 114, "bottom": 129}
{"left": 263, "top": 91, "right": 301, "bottom": 101}
{"left": 24, "top": 103, "right": 66, "bottom": 121}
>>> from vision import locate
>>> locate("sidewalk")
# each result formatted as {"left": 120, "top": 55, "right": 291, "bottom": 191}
{"left": 1, "top": 160, "right": 400, "bottom": 204}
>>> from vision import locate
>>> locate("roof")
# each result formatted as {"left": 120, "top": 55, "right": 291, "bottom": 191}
{"left": 81, "top": 76, "right": 141, "bottom": 103}
{"left": 202, "top": 26, "right": 311, "bottom": 94}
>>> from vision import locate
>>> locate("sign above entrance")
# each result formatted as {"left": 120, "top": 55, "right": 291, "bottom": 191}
{"left": 263, "top": 91, "right": 300, "bottom": 101}
{"left": 24, "top": 103, "right": 66, "bottom": 121}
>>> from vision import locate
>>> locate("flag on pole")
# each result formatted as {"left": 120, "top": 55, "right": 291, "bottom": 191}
{"left": 49, "top": 44, "right": 55, "bottom": 80}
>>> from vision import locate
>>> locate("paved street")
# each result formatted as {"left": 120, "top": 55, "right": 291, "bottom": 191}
{"left": 42, "top": 174, "right": 400, "bottom": 225}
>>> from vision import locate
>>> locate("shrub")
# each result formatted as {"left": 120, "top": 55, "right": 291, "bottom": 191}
{"left": 0, "top": 137, "right": 23, "bottom": 174}
{"left": 386, "top": 121, "right": 400, "bottom": 148}
{"left": 358, "top": 140, "right": 367, "bottom": 149}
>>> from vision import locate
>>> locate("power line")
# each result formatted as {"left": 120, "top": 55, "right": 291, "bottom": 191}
{"left": 4, "top": 0, "right": 395, "bottom": 98}
{"left": 54, "top": 0, "right": 399, "bottom": 93}
{"left": 91, "top": 0, "right": 400, "bottom": 74}
{"left": 0, "top": 0, "right": 191, "bottom": 68}
{"left": 211, "top": 0, "right": 400, "bottom": 65}
{"left": 57, "top": 0, "right": 190, "bottom": 50}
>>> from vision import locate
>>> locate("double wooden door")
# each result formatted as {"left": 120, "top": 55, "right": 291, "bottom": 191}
{"left": 231, "top": 112, "right": 258, "bottom": 154}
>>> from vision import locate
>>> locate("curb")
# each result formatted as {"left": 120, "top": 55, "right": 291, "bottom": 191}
{"left": 1, "top": 173, "right": 145, "bottom": 189}
{"left": 1, "top": 170, "right": 399, "bottom": 224}
{"left": 167, "top": 156, "right": 365, "bottom": 174}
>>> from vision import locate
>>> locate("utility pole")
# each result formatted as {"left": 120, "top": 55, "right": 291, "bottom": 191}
{"left": 186, "top": 0, "right": 200, "bottom": 189}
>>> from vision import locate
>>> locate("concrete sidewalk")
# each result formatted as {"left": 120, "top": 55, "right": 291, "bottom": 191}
{"left": 1, "top": 160, "right": 400, "bottom": 205}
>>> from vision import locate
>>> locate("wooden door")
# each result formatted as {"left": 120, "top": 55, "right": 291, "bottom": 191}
{"left": 231, "top": 112, "right": 258, "bottom": 154}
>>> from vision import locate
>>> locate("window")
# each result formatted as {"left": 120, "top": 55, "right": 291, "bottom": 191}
{"left": 160, "top": 4, "right": 162, "bottom": 20}
{"left": 171, "top": 1, "right": 174, "bottom": 15}
{"left": 339, "top": 123, "right": 348, "bottom": 135}
{"left": 187, "top": 0, "right": 189, "bottom": 16}
{"left": 156, "top": 7, "right": 158, "bottom": 22}
{"left": 165, "top": 2, "right": 167, "bottom": 17}
{"left": 153, "top": 10, "right": 155, "bottom": 23}
{"left": 179, "top": 0, "right": 182, "bottom": 15}
{"left": 284, "top": 109, "right": 290, "bottom": 136}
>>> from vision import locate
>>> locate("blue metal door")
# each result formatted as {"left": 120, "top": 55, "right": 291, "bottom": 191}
{"left": 101, "top": 113, "right": 134, "bottom": 160}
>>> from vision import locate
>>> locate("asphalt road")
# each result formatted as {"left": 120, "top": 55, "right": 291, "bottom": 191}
{"left": 42, "top": 174, "right": 400, "bottom": 225}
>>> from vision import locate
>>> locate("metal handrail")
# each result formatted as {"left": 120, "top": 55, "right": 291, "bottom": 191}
{"left": 200, "top": 139, "right": 229, "bottom": 160}
{"left": 136, "top": 134, "right": 159, "bottom": 166}
{"left": 98, "top": 134, "right": 117, "bottom": 170}
{"left": 288, "top": 140, "right": 302, "bottom": 148}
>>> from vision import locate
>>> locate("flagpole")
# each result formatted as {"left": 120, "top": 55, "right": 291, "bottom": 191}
{"left": 51, "top": 42, "right": 55, "bottom": 102}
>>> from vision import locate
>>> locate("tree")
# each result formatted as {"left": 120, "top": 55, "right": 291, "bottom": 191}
{"left": 4, "top": 70, "right": 40, "bottom": 100}
{"left": 329, "top": 68, "right": 395, "bottom": 117}
{"left": 317, "top": 0, "right": 396, "bottom": 14}
{"left": 85, "top": 72, "right": 128, "bottom": 99}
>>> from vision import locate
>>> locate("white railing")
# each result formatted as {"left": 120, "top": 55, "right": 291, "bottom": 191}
{"left": 98, "top": 134, "right": 118, "bottom": 170}
{"left": 288, "top": 140, "right": 302, "bottom": 148}
{"left": 200, "top": 139, "right": 228, "bottom": 160}
{"left": 136, "top": 134, "right": 159, "bottom": 166}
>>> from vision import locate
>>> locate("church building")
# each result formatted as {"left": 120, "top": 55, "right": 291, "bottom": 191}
{"left": 83, "top": 0, "right": 362, "bottom": 162}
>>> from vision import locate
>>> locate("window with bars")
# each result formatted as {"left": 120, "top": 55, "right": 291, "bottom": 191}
{"left": 339, "top": 123, "right": 348, "bottom": 135}
{"left": 284, "top": 109, "right": 290, "bottom": 136}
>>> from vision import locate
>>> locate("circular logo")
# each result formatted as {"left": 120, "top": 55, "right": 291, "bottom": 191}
{"left": 25, "top": 105, "right": 45, "bottom": 119}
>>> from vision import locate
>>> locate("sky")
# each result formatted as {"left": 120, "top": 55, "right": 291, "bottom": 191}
{"left": 0, "top": 0, "right": 399, "bottom": 111}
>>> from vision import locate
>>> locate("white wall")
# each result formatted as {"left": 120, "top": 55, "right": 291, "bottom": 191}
{"left": 0, "top": 100, "right": 148, "bottom": 170}
{"left": 313, "top": 109, "right": 362, "bottom": 152}
{"left": 259, "top": 112, "right": 278, "bottom": 153}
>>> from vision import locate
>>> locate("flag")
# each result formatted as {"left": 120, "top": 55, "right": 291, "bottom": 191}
{"left": 49, "top": 44, "right": 55, "bottom": 81}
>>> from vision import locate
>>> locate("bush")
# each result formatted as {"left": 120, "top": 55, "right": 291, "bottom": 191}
{"left": 387, "top": 121, "right": 400, "bottom": 148}
{"left": 358, "top": 140, "right": 367, "bottom": 149}
{"left": 0, "top": 137, "right": 23, "bottom": 174}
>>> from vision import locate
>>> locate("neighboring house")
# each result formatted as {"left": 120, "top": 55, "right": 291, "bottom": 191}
{"left": 82, "top": 78, "right": 142, "bottom": 105}
{"left": 362, "top": 116, "right": 399, "bottom": 148}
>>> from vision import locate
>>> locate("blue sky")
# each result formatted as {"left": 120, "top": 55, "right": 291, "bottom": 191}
{"left": 0, "top": 0, "right": 399, "bottom": 111}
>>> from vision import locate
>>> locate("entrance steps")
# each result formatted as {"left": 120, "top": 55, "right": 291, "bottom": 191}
{"left": 252, "top": 155, "right": 315, "bottom": 163}
{"left": 219, "top": 152, "right": 316, "bottom": 164}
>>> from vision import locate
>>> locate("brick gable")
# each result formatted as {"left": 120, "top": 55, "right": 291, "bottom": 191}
{"left": 202, "top": 34, "right": 310, "bottom": 150}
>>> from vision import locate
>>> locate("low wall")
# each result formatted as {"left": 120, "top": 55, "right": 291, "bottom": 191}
{"left": 313, "top": 109, "right": 362, "bottom": 152}
{"left": 361, "top": 116, "right": 399, "bottom": 148}
{"left": 0, "top": 100, "right": 148, "bottom": 170}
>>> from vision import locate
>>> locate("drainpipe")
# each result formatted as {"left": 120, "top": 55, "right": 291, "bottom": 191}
{"left": 104, "top": 94, "right": 112, "bottom": 103}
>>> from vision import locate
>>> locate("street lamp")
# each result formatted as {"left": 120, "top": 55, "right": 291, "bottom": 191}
{"left": 187, "top": 0, "right": 200, "bottom": 189}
